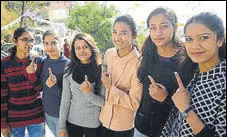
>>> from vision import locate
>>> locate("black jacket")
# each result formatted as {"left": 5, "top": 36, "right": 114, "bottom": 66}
{"left": 135, "top": 53, "right": 196, "bottom": 137}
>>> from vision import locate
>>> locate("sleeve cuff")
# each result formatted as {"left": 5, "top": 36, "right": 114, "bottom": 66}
{"left": 195, "top": 125, "right": 214, "bottom": 137}
{"left": 27, "top": 72, "right": 37, "bottom": 82}
{"left": 1, "top": 122, "right": 8, "bottom": 129}
{"left": 58, "top": 120, "right": 66, "bottom": 130}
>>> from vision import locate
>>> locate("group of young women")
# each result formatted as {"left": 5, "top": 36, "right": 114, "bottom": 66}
{"left": 1, "top": 6, "right": 226, "bottom": 137}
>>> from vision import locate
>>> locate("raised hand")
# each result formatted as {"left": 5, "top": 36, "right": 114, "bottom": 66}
{"left": 172, "top": 72, "right": 191, "bottom": 112}
{"left": 1, "top": 126, "right": 11, "bottom": 137}
{"left": 101, "top": 65, "right": 112, "bottom": 91}
{"left": 148, "top": 75, "right": 168, "bottom": 102}
{"left": 45, "top": 68, "right": 57, "bottom": 88}
{"left": 80, "top": 75, "right": 93, "bottom": 94}
{"left": 26, "top": 58, "right": 37, "bottom": 74}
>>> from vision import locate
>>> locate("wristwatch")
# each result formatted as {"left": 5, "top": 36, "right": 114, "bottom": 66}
{"left": 181, "top": 106, "right": 192, "bottom": 119}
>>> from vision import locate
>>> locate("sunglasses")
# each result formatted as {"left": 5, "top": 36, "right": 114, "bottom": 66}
{"left": 19, "top": 37, "right": 34, "bottom": 44}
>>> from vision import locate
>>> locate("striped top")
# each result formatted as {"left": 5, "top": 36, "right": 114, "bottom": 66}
{"left": 1, "top": 55, "right": 45, "bottom": 128}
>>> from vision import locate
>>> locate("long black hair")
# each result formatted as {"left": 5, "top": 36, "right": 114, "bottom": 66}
{"left": 138, "top": 7, "right": 187, "bottom": 83}
{"left": 10, "top": 27, "right": 31, "bottom": 57}
{"left": 184, "top": 12, "right": 226, "bottom": 60}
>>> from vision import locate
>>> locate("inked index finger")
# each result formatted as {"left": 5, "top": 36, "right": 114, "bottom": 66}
{"left": 148, "top": 75, "right": 156, "bottom": 84}
{"left": 30, "top": 58, "right": 35, "bottom": 65}
{"left": 174, "top": 72, "right": 184, "bottom": 89}
{"left": 101, "top": 65, "right": 104, "bottom": 75}
{"left": 48, "top": 68, "right": 53, "bottom": 75}
{"left": 85, "top": 75, "right": 88, "bottom": 81}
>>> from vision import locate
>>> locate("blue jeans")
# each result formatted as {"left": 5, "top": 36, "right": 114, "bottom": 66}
{"left": 133, "top": 128, "right": 148, "bottom": 137}
{"left": 45, "top": 113, "right": 59, "bottom": 137}
{"left": 11, "top": 122, "right": 45, "bottom": 137}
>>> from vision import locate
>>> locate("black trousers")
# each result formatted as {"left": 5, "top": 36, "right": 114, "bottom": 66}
{"left": 101, "top": 127, "right": 134, "bottom": 137}
{"left": 66, "top": 121, "right": 102, "bottom": 137}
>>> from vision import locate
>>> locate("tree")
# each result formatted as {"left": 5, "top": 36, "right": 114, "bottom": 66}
{"left": 5, "top": 1, "right": 46, "bottom": 27}
{"left": 1, "top": 1, "right": 47, "bottom": 43}
{"left": 137, "top": 21, "right": 148, "bottom": 50}
{"left": 67, "top": 1, "right": 119, "bottom": 54}
{"left": 1, "top": 1, "right": 20, "bottom": 42}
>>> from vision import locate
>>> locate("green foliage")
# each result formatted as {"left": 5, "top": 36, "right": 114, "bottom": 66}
{"left": 1, "top": 1, "right": 46, "bottom": 42}
{"left": 1, "top": 1, "right": 20, "bottom": 42}
{"left": 67, "top": 2, "right": 119, "bottom": 54}
{"left": 137, "top": 22, "right": 148, "bottom": 49}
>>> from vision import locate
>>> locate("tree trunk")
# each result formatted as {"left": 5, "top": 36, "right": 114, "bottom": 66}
{"left": 20, "top": 1, "right": 26, "bottom": 27}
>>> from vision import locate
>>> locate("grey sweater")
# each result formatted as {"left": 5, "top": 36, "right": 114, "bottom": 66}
{"left": 58, "top": 73, "right": 105, "bottom": 129}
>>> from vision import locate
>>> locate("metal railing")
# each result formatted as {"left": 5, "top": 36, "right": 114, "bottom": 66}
{"left": 1, "top": 50, "right": 9, "bottom": 59}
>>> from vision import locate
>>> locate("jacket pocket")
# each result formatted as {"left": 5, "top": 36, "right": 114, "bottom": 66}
{"left": 135, "top": 111, "right": 150, "bottom": 134}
